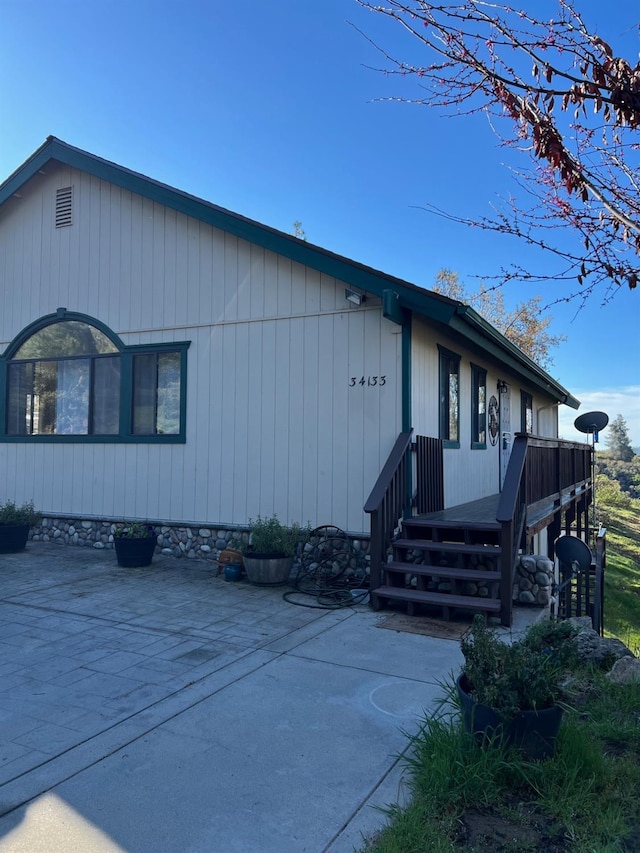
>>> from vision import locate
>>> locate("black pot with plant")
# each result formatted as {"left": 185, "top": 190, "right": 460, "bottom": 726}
{"left": 0, "top": 500, "right": 42, "bottom": 553}
{"left": 457, "top": 615, "right": 578, "bottom": 759}
{"left": 113, "top": 522, "right": 157, "bottom": 568}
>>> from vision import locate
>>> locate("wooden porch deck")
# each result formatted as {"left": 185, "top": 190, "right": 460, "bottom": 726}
{"left": 416, "top": 487, "right": 590, "bottom": 537}
{"left": 415, "top": 494, "right": 501, "bottom": 529}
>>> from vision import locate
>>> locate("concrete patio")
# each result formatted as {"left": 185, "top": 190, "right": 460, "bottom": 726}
{"left": 0, "top": 542, "right": 467, "bottom": 852}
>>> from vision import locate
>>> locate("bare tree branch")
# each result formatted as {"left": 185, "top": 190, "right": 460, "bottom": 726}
{"left": 355, "top": 0, "right": 640, "bottom": 300}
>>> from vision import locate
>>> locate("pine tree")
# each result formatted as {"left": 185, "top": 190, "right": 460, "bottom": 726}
{"left": 606, "top": 414, "right": 635, "bottom": 462}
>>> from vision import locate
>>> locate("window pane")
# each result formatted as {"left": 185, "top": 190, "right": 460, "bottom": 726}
{"left": 92, "top": 357, "right": 121, "bottom": 434}
{"left": 33, "top": 361, "right": 58, "bottom": 434}
{"left": 7, "top": 363, "right": 33, "bottom": 435}
{"left": 449, "top": 364, "right": 459, "bottom": 442}
{"left": 132, "top": 353, "right": 157, "bottom": 435}
{"left": 157, "top": 352, "right": 181, "bottom": 435}
{"left": 15, "top": 320, "right": 118, "bottom": 358}
{"left": 478, "top": 383, "right": 486, "bottom": 444}
{"left": 56, "top": 359, "right": 89, "bottom": 434}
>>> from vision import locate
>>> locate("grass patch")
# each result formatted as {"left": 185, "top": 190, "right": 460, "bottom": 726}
{"left": 600, "top": 501, "right": 640, "bottom": 651}
{"left": 360, "top": 672, "right": 640, "bottom": 853}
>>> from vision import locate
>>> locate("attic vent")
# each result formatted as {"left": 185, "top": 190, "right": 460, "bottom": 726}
{"left": 55, "top": 186, "right": 73, "bottom": 228}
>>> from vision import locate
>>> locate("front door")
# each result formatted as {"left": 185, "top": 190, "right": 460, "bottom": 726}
{"left": 499, "top": 384, "right": 512, "bottom": 489}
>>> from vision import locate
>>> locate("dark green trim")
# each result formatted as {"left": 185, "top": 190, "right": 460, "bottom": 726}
{"left": 382, "top": 289, "right": 404, "bottom": 326}
{"left": 3, "top": 309, "right": 126, "bottom": 358}
{"left": 401, "top": 318, "right": 412, "bottom": 434}
{"left": 0, "top": 137, "right": 579, "bottom": 409}
{"left": 0, "top": 137, "right": 459, "bottom": 322}
{"left": 401, "top": 317, "right": 413, "bottom": 517}
{"left": 450, "top": 308, "right": 579, "bottom": 409}
{"left": 0, "top": 434, "right": 186, "bottom": 444}
{"left": 0, "top": 312, "right": 190, "bottom": 444}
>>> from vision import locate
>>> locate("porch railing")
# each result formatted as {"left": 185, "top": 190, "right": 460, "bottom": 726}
{"left": 496, "top": 435, "right": 528, "bottom": 626}
{"left": 364, "top": 431, "right": 413, "bottom": 595}
{"left": 521, "top": 435, "right": 592, "bottom": 529}
{"left": 365, "top": 429, "right": 594, "bottom": 628}
{"left": 496, "top": 434, "right": 593, "bottom": 626}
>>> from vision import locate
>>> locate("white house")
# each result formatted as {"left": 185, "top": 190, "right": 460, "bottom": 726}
{"left": 0, "top": 138, "right": 592, "bottom": 623}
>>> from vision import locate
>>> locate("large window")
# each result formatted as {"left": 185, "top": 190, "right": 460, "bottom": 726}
{"left": 470, "top": 364, "right": 487, "bottom": 449}
{"left": 438, "top": 345, "right": 460, "bottom": 447}
{"left": 1, "top": 313, "right": 189, "bottom": 442}
{"left": 521, "top": 391, "right": 533, "bottom": 434}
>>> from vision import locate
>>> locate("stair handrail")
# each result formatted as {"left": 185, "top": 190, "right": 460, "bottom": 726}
{"left": 496, "top": 434, "right": 529, "bottom": 625}
{"left": 364, "top": 430, "right": 413, "bottom": 596}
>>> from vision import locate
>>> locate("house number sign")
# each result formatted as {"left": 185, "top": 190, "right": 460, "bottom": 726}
{"left": 349, "top": 376, "right": 386, "bottom": 387}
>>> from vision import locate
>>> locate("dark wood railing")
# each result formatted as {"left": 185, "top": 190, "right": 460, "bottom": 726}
{"left": 364, "top": 431, "right": 413, "bottom": 596}
{"left": 497, "top": 434, "right": 593, "bottom": 626}
{"left": 521, "top": 435, "right": 592, "bottom": 531}
{"left": 496, "top": 435, "right": 528, "bottom": 626}
{"left": 365, "top": 429, "right": 595, "bottom": 628}
{"left": 415, "top": 435, "right": 445, "bottom": 514}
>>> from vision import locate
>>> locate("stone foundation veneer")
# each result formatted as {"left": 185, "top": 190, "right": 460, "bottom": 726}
{"left": 512, "top": 554, "right": 554, "bottom": 606}
{"left": 30, "top": 516, "right": 371, "bottom": 568}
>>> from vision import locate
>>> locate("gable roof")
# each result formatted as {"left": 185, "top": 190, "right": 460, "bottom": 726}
{"left": 0, "top": 136, "right": 579, "bottom": 408}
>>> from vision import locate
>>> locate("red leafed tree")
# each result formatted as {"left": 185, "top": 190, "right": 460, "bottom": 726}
{"left": 356, "top": 0, "right": 640, "bottom": 303}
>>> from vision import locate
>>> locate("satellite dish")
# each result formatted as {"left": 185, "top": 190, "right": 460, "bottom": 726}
{"left": 555, "top": 535, "right": 592, "bottom": 575}
{"left": 574, "top": 411, "right": 609, "bottom": 435}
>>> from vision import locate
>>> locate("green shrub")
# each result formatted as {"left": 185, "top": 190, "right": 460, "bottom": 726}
{"left": 0, "top": 500, "right": 41, "bottom": 527}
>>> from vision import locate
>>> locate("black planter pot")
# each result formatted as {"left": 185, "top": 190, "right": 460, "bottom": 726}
{"left": 456, "top": 674, "right": 563, "bottom": 760}
{"left": 114, "top": 534, "right": 157, "bottom": 568}
{"left": 0, "top": 524, "right": 30, "bottom": 554}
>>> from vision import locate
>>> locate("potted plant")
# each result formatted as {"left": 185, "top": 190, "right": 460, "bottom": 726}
{"left": 113, "top": 522, "right": 157, "bottom": 568}
{"left": 456, "top": 615, "right": 578, "bottom": 759}
{"left": 241, "top": 515, "right": 310, "bottom": 585}
{"left": 0, "top": 500, "right": 41, "bottom": 553}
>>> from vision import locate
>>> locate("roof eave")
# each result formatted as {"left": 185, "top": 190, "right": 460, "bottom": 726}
{"left": 0, "top": 138, "right": 580, "bottom": 409}
{"left": 450, "top": 307, "right": 580, "bottom": 408}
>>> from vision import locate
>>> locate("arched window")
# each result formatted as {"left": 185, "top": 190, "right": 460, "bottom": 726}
{"left": 2, "top": 312, "right": 189, "bottom": 442}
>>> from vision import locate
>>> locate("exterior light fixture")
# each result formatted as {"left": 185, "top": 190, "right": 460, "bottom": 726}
{"left": 497, "top": 380, "right": 508, "bottom": 393}
{"left": 345, "top": 288, "right": 365, "bottom": 306}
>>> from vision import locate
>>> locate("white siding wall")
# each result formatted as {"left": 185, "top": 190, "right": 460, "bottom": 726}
{"left": 0, "top": 166, "right": 401, "bottom": 533}
{"left": 410, "top": 317, "right": 560, "bottom": 507}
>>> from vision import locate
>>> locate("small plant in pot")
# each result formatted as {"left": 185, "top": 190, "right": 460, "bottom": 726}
{"left": 113, "top": 522, "right": 157, "bottom": 568}
{"left": 0, "top": 500, "right": 41, "bottom": 553}
{"left": 242, "top": 515, "right": 310, "bottom": 585}
{"left": 456, "top": 615, "right": 578, "bottom": 759}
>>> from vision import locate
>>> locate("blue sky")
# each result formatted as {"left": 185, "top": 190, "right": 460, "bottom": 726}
{"left": 1, "top": 0, "right": 638, "bottom": 445}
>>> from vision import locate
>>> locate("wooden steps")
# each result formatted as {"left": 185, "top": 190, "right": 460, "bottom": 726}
{"left": 371, "top": 515, "right": 504, "bottom": 622}
{"left": 393, "top": 539, "right": 501, "bottom": 556}
{"left": 384, "top": 562, "right": 501, "bottom": 583}
{"left": 373, "top": 586, "right": 501, "bottom": 619}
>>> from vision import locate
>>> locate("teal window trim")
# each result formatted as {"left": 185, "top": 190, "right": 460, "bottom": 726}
{"left": 0, "top": 312, "right": 190, "bottom": 444}
{"left": 470, "top": 362, "right": 487, "bottom": 450}
{"left": 438, "top": 344, "right": 460, "bottom": 449}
